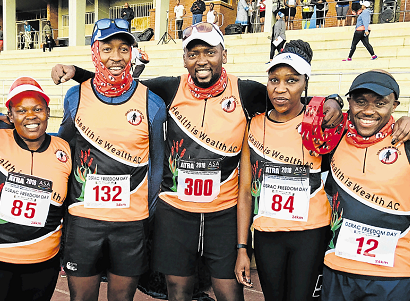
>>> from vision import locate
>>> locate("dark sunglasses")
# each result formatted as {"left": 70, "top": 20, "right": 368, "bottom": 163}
{"left": 182, "top": 22, "right": 223, "bottom": 41}
{"left": 93, "top": 18, "right": 129, "bottom": 32}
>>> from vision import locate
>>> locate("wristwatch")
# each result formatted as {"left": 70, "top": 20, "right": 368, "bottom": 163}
{"left": 237, "top": 244, "right": 247, "bottom": 249}
{"left": 326, "top": 94, "right": 344, "bottom": 109}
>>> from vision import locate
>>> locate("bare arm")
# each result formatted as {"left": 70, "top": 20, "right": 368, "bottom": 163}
{"left": 234, "top": 125, "right": 253, "bottom": 287}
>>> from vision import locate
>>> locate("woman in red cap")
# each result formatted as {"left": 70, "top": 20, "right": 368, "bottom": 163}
{"left": 0, "top": 77, "right": 72, "bottom": 301}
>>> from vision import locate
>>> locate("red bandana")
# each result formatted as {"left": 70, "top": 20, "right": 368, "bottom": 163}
{"left": 187, "top": 68, "right": 228, "bottom": 99}
{"left": 345, "top": 116, "right": 395, "bottom": 148}
{"left": 91, "top": 41, "right": 132, "bottom": 97}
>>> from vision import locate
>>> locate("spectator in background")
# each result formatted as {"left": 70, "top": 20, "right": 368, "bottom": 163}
{"left": 236, "top": 0, "right": 250, "bottom": 33}
{"left": 268, "top": 11, "right": 286, "bottom": 63}
{"left": 336, "top": 0, "right": 349, "bottom": 26}
{"left": 283, "top": 0, "right": 298, "bottom": 30}
{"left": 343, "top": 1, "right": 377, "bottom": 61}
{"left": 43, "top": 33, "right": 54, "bottom": 52}
{"left": 351, "top": 0, "right": 362, "bottom": 25}
{"left": 121, "top": 2, "right": 135, "bottom": 31}
{"left": 312, "top": 0, "right": 328, "bottom": 28}
{"left": 301, "top": 0, "right": 314, "bottom": 29}
{"left": 258, "top": 0, "right": 266, "bottom": 32}
{"left": 174, "top": 0, "right": 186, "bottom": 39}
{"left": 0, "top": 26, "right": 3, "bottom": 51}
{"left": 24, "top": 21, "right": 35, "bottom": 49}
{"left": 43, "top": 20, "right": 52, "bottom": 37}
{"left": 191, "top": 0, "right": 206, "bottom": 25}
{"left": 206, "top": 3, "right": 219, "bottom": 25}
{"left": 131, "top": 42, "right": 149, "bottom": 79}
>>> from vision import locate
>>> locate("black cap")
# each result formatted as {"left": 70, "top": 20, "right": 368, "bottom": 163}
{"left": 346, "top": 70, "right": 400, "bottom": 100}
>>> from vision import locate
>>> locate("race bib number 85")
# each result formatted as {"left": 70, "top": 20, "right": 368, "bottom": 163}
{"left": 0, "top": 172, "right": 52, "bottom": 227}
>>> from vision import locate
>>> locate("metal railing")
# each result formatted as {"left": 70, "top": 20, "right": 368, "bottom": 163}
{"left": 16, "top": 29, "right": 61, "bottom": 50}
{"left": 248, "top": 0, "right": 409, "bottom": 31}
{"left": 170, "top": 13, "right": 225, "bottom": 40}
{"left": 110, "top": 2, "right": 154, "bottom": 32}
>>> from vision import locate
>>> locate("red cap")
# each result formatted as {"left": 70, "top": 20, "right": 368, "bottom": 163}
{"left": 6, "top": 77, "right": 50, "bottom": 108}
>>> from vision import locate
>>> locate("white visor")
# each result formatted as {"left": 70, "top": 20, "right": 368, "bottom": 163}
{"left": 266, "top": 53, "right": 311, "bottom": 78}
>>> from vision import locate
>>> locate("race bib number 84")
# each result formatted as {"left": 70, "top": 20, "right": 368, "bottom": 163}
{"left": 258, "top": 163, "right": 310, "bottom": 221}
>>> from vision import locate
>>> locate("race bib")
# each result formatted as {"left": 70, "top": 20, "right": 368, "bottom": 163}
{"left": 0, "top": 172, "right": 52, "bottom": 227}
{"left": 335, "top": 218, "right": 400, "bottom": 267}
{"left": 258, "top": 163, "right": 310, "bottom": 221}
{"left": 177, "top": 159, "right": 221, "bottom": 203}
{"left": 84, "top": 174, "right": 130, "bottom": 208}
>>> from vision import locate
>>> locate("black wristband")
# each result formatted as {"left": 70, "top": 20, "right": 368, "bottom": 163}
{"left": 237, "top": 244, "right": 247, "bottom": 249}
{"left": 326, "top": 94, "right": 344, "bottom": 109}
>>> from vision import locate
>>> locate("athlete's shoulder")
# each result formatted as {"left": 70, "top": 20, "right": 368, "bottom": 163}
{"left": 65, "top": 84, "right": 81, "bottom": 101}
{"left": 50, "top": 134, "right": 71, "bottom": 151}
{"left": 147, "top": 90, "right": 167, "bottom": 123}
{"left": 238, "top": 79, "right": 266, "bottom": 117}
{"left": 142, "top": 76, "right": 181, "bottom": 106}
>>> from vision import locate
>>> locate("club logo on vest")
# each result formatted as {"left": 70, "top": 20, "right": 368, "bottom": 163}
{"left": 220, "top": 96, "right": 237, "bottom": 113}
{"left": 55, "top": 150, "right": 69, "bottom": 163}
{"left": 377, "top": 147, "right": 400, "bottom": 164}
{"left": 126, "top": 109, "right": 144, "bottom": 126}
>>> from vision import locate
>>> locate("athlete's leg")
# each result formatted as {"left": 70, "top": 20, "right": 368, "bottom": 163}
{"left": 67, "top": 275, "right": 101, "bottom": 301}
{"left": 106, "top": 272, "right": 139, "bottom": 301}
{"left": 287, "top": 226, "right": 330, "bottom": 301}
{"left": 165, "top": 275, "right": 195, "bottom": 301}
{"left": 211, "top": 277, "right": 244, "bottom": 301}
{"left": 254, "top": 230, "right": 288, "bottom": 301}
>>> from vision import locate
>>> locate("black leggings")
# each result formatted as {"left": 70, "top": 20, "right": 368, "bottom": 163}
{"left": 254, "top": 226, "right": 330, "bottom": 301}
{"left": 270, "top": 38, "right": 286, "bottom": 59}
{"left": 348, "top": 30, "right": 375, "bottom": 58}
{"left": 0, "top": 255, "right": 60, "bottom": 301}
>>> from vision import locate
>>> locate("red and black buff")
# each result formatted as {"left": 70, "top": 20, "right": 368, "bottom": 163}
{"left": 91, "top": 41, "right": 132, "bottom": 97}
{"left": 187, "top": 68, "right": 228, "bottom": 99}
{"left": 345, "top": 116, "right": 395, "bottom": 148}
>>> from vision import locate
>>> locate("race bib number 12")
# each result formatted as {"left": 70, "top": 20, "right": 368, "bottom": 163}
{"left": 335, "top": 218, "right": 400, "bottom": 267}
{"left": 0, "top": 172, "right": 52, "bottom": 227}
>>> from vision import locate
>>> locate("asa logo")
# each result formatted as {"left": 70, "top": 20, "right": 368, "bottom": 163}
{"left": 126, "top": 109, "right": 144, "bottom": 126}
{"left": 221, "top": 96, "right": 237, "bottom": 113}
{"left": 377, "top": 147, "right": 400, "bottom": 164}
{"left": 55, "top": 150, "right": 69, "bottom": 163}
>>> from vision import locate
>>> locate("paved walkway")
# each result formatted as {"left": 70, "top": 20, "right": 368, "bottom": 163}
{"left": 51, "top": 269, "right": 264, "bottom": 301}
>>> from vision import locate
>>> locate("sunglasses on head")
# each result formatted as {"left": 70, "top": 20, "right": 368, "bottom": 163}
{"left": 93, "top": 18, "right": 129, "bottom": 32}
{"left": 182, "top": 22, "right": 223, "bottom": 41}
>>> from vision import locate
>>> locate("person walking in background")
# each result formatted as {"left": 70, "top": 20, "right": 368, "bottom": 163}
{"left": 43, "top": 20, "right": 52, "bottom": 37}
{"left": 206, "top": 3, "right": 219, "bottom": 25}
{"left": 301, "top": 0, "right": 314, "bottom": 29}
{"left": 336, "top": 0, "right": 349, "bottom": 26}
{"left": 236, "top": 0, "right": 250, "bottom": 33}
{"left": 268, "top": 11, "right": 286, "bottom": 63}
{"left": 174, "top": 0, "right": 186, "bottom": 39}
{"left": 121, "top": 2, "right": 134, "bottom": 32}
{"left": 343, "top": 1, "right": 377, "bottom": 61}
{"left": 191, "top": 0, "right": 206, "bottom": 25}
{"left": 312, "top": 0, "right": 328, "bottom": 28}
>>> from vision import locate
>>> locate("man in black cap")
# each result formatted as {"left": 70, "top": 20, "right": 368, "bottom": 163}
{"left": 322, "top": 70, "right": 410, "bottom": 301}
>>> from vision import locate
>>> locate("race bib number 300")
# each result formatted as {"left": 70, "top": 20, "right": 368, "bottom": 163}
{"left": 0, "top": 172, "right": 52, "bottom": 227}
{"left": 84, "top": 174, "right": 130, "bottom": 208}
{"left": 335, "top": 218, "right": 400, "bottom": 267}
{"left": 177, "top": 159, "right": 221, "bottom": 203}
{"left": 258, "top": 163, "right": 310, "bottom": 221}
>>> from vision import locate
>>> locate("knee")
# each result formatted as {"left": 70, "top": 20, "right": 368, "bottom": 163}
{"left": 166, "top": 276, "right": 195, "bottom": 301}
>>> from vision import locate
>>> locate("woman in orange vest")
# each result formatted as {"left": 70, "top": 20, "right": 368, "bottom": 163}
{"left": 0, "top": 77, "right": 72, "bottom": 301}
